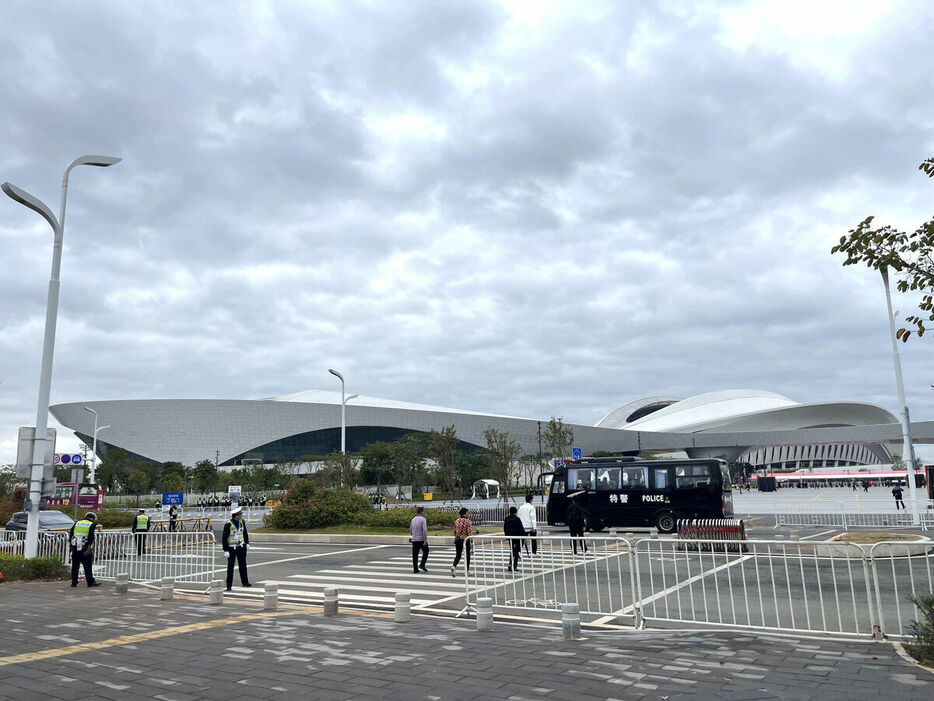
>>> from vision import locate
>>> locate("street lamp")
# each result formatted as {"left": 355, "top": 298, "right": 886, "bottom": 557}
{"left": 84, "top": 406, "right": 109, "bottom": 484}
{"left": 3, "top": 155, "right": 120, "bottom": 558}
{"left": 328, "top": 369, "right": 358, "bottom": 454}
{"left": 880, "top": 267, "right": 920, "bottom": 525}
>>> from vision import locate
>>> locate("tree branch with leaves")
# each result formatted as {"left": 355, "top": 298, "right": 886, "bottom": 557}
{"left": 831, "top": 156, "right": 934, "bottom": 342}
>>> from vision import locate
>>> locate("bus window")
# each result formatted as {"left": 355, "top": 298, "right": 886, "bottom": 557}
{"left": 596, "top": 468, "right": 620, "bottom": 490}
{"left": 622, "top": 466, "right": 647, "bottom": 489}
{"left": 652, "top": 467, "right": 669, "bottom": 490}
{"left": 676, "top": 464, "right": 711, "bottom": 488}
{"left": 552, "top": 480, "right": 565, "bottom": 494}
{"left": 569, "top": 468, "right": 594, "bottom": 490}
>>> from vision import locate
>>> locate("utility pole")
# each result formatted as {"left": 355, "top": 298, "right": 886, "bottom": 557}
{"left": 537, "top": 420, "right": 543, "bottom": 481}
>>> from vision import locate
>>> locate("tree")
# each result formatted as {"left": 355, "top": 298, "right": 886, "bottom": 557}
{"left": 428, "top": 426, "right": 459, "bottom": 500}
{"left": 97, "top": 447, "right": 130, "bottom": 493}
{"left": 518, "top": 453, "right": 540, "bottom": 490}
{"left": 0, "top": 464, "right": 18, "bottom": 498}
{"left": 831, "top": 156, "right": 934, "bottom": 342}
{"left": 543, "top": 417, "right": 574, "bottom": 462}
{"left": 483, "top": 427, "right": 521, "bottom": 502}
{"left": 126, "top": 469, "right": 150, "bottom": 508}
{"left": 390, "top": 433, "right": 428, "bottom": 498}
{"left": 360, "top": 441, "right": 394, "bottom": 492}
{"left": 318, "top": 451, "right": 359, "bottom": 489}
{"left": 162, "top": 472, "right": 185, "bottom": 494}
{"left": 193, "top": 459, "right": 218, "bottom": 493}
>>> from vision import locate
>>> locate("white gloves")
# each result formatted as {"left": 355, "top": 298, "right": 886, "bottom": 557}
{"left": 224, "top": 551, "right": 230, "bottom": 558}
{"left": 246, "top": 544, "right": 251, "bottom": 550}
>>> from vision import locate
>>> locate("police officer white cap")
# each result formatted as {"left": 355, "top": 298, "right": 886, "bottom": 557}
{"left": 85, "top": 512, "right": 98, "bottom": 520}
{"left": 230, "top": 506, "right": 243, "bottom": 515}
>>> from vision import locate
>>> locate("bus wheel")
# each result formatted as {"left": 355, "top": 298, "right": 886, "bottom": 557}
{"left": 655, "top": 511, "right": 676, "bottom": 534}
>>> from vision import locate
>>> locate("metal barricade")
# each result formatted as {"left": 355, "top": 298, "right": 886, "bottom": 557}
{"left": 633, "top": 537, "right": 876, "bottom": 638}
{"left": 93, "top": 531, "right": 217, "bottom": 584}
{"left": 677, "top": 518, "right": 747, "bottom": 552}
{"left": 0, "top": 531, "right": 69, "bottom": 560}
{"left": 464, "top": 535, "right": 640, "bottom": 626}
{"left": 869, "top": 539, "right": 934, "bottom": 639}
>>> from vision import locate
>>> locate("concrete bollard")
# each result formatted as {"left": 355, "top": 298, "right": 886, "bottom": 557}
{"left": 160, "top": 577, "right": 175, "bottom": 601}
{"left": 208, "top": 579, "right": 224, "bottom": 605}
{"left": 476, "top": 597, "right": 494, "bottom": 632}
{"left": 264, "top": 582, "right": 279, "bottom": 611}
{"left": 561, "top": 602, "right": 581, "bottom": 639}
{"left": 115, "top": 573, "right": 130, "bottom": 595}
{"left": 395, "top": 592, "right": 411, "bottom": 623}
{"left": 323, "top": 587, "right": 339, "bottom": 616}
{"left": 608, "top": 528, "right": 618, "bottom": 537}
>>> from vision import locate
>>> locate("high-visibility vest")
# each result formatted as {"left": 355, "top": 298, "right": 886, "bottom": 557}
{"left": 226, "top": 520, "right": 244, "bottom": 547}
{"left": 136, "top": 514, "right": 150, "bottom": 529}
{"left": 74, "top": 520, "right": 92, "bottom": 538}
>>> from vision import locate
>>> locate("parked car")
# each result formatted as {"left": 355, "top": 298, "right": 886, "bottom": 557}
{"left": 4, "top": 510, "right": 75, "bottom": 532}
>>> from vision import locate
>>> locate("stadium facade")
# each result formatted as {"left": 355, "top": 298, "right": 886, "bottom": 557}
{"left": 50, "top": 389, "right": 901, "bottom": 470}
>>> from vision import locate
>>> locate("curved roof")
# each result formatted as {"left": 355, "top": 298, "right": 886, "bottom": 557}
{"left": 619, "top": 389, "right": 897, "bottom": 433}
{"left": 267, "top": 389, "right": 525, "bottom": 419}
{"left": 596, "top": 397, "right": 681, "bottom": 429}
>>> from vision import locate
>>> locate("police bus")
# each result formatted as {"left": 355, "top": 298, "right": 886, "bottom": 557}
{"left": 545, "top": 457, "right": 733, "bottom": 533}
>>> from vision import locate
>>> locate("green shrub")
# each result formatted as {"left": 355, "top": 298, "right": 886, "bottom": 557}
{"left": 360, "top": 508, "right": 457, "bottom": 529}
{"left": 0, "top": 554, "right": 68, "bottom": 581}
{"left": 266, "top": 488, "right": 373, "bottom": 529}
{"left": 906, "top": 595, "right": 934, "bottom": 666}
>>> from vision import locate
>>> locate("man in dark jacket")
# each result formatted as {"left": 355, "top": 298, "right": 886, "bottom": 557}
{"left": 566, "top": 497, "right": 589, "bottom": 554}
{"left": 222, "top": 506, "right": 251, "bottom": 590}
{"left": 503, "top": 506, "right": 525, "bottom": 572}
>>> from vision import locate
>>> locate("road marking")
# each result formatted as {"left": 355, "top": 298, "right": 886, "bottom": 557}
{"left": 180, "top": 544, "right": 393, "bottom": 581}
{"left": 800, "top": 529, "right": 837, "bottom": 541}
{"left": 0, "top": 609, "right": 304, "bottom": 668}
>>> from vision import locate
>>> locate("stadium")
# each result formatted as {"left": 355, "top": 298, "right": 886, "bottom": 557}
{"left": 50, "top": 389, "right": 902, "bottom": 470}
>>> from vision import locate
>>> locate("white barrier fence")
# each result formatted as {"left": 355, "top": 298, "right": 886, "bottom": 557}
{"left": 775, "top": 499, "right": 934, "bottom": 530}
{"left": 1, "top": 531, "right": 216, "bottom": 585}
{"left": 465, "top": 534, "right": 933, "bottom": 640}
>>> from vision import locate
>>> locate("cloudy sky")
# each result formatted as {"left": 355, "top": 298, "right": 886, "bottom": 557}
{"left": 1, "top": 0, "right": 933, "bottom": 466}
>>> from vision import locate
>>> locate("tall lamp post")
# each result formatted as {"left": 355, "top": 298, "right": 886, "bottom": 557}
{"left": 3, "top": 155, "right": 120, "bottom": 558}
{"left": 881, "top": 267, "right": 920, "bottom": 525}
{"left": 328, "top": 369, "right": 358, "bottom": 454}
{"left": 84, "top": 406, "right": 109, "bottom": 484}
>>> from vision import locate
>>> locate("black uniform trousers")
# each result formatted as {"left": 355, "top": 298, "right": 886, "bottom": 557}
{"left": 225, "top": 546, "right": 249, "bottom": 588}
{"left": 507, "top": 540, "right": 521, "bottom": 571}
{"left": 71, "top": 549, "right": 96, "bottom": 586}
{"left": 452, "top": 538, "right": 471, "bottom": 570}
{"left": 135, "top": 532, "right": 147, "bottom": 555}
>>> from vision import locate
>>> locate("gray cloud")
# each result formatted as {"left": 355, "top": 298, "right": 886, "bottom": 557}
{"left": 2, "top": 0, "right": 933, "bottom": 464}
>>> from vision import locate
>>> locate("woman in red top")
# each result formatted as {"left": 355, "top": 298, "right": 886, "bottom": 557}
{"left": 451, "top": 507, "right": 473, "bottom": 576}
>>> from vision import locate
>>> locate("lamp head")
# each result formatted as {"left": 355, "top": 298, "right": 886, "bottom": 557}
{"left": 74, "top": 155, "right": 121, "bottom": 168}
{"left": 2, "top": 182, "right": 60, "bottom": 234}
{"left": 328, "top": 368, "right": 344, "bottom": 381}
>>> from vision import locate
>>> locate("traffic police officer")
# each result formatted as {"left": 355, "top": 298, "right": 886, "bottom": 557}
{"left": 222, "top": 506, "right": 252, "bottom": 591}
{"left": 69, "top": 512, "right": 100, "bottom": 587}
{"left": 132, "top": 507, "right": 150, "bottom": 555}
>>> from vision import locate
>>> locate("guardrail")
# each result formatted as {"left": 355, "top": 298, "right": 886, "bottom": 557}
{"left": 389, "top": 503, "right": 547, "bottom": 525}
{"left": 1, "top": 531, "right": 216, "bottom": 585}
{"left": 775, "top": 500, "right": 934, "bottom": 530}
{"left": 464, "top": 534, "right": 933, "bottom": 641}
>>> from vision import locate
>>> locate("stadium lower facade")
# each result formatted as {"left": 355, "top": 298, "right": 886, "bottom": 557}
{"left": 50, "top": 389, "right": 907, "bottom": 470}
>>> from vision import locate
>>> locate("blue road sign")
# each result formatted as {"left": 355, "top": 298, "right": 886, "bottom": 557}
{"left": 72, "top": 454, "right": 82, "bottom": 465}
{"left": 61, "top": 454, "right": 71, "bottom": 464}
{"left": 162, "top": 492, "right": 184, "bottom": 506}
{"left": 572, "top": 447, "right": 582, "bottom": 460}
{"left": 553, "top": 458, "right": 564, "bottom": 469}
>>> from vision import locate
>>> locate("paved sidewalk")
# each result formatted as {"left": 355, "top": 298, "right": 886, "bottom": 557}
{"left": 0, "top": 582, "right": 931, "bottom": 700}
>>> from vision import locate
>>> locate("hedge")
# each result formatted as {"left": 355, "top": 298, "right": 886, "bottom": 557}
{"left": 265, "top": 487, "right": 373, "bottom": 530}
{"left": 361, "top": 508, "right": 457, "bottom": 529}
{"left": 0, "top": 554, "right": 68, "bottom": 582}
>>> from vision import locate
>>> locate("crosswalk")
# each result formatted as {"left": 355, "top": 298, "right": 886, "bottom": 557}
{"left": 212, "top": 543, "right": 621, "bottom": 613}
{"left": 220, "top": 546, "right": 470, "bottom": 611}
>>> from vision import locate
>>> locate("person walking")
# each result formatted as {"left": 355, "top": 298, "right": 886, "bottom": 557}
{"left": 222, "top": 506, "right": 252, "bottom": 590}
{"left": 410, "top": 506, "right": 430, "bottom": 573}
{"left": 69, "top": 512, "right": 101, "bottom": 588}
{"left": 517, "top": 494, "right": 538, "bottom": 556}
{"left": 168, "top": 502, "right": 180, "bottom": 532}
{"left": 503, "top": 506, "right": 525, "bottom": 572}
{"left": 451, "top": 507, "right": 473, "bottom": 577}
{"left": 566, "top": 496, "right": 588, "bottom": 555}
{"left": 132, "top": 507, "right": 150, "bottom": 555}
{"left": 892, "top": 483, "right": 906, "bottom": 510}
